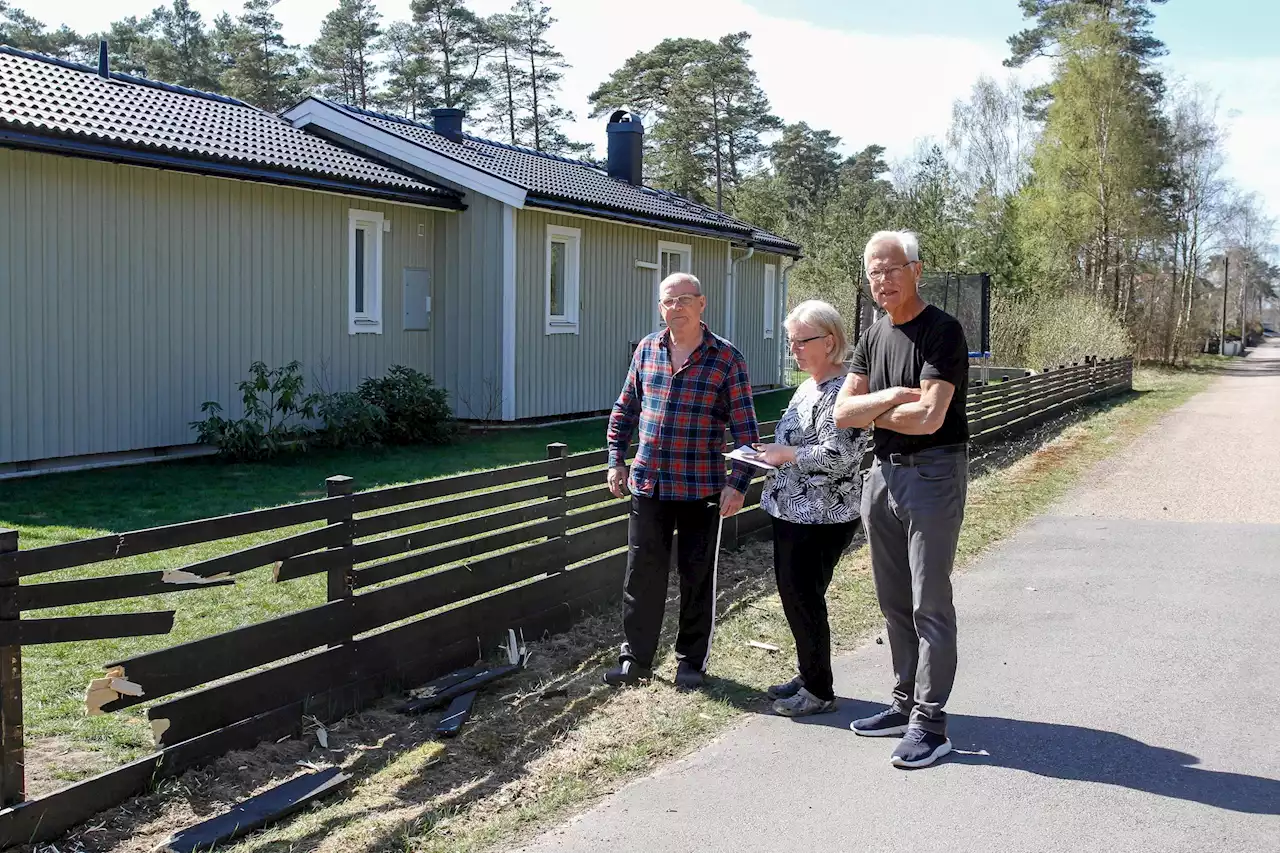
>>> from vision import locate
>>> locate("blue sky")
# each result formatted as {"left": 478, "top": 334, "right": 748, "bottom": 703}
{"left": 44, "top": 0, "right": 1280, "bottom": 222}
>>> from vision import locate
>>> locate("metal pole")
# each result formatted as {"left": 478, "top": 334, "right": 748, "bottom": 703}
{"left": 1240, "top": 260, "right": 1249, "bottom": 355}
{"left": 1221, "top": 255, "right": 1229, "bottom": 355}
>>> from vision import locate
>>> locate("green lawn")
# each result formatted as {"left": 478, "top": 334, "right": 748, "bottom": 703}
{"left": 1, "top": 388, "right": 794, "bottom": 780}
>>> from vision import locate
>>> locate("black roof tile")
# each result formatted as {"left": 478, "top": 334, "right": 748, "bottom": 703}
{"left": 0, "top": 46, "right": 460, "bottom": 206}
{"left": 327, "top": 101, "right": 800, "bottom": 254}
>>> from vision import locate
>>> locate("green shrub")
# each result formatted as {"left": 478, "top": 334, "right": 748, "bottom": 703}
{"left": 357, "top": 366, "right": 455, "bottom": 445}
{"left": 992, "top": 293, "right": 1133, "bottom": 370}
{"left": 191, "top": 361, "right": 316, "bottom": 461}
{"left": 316, "top": 390, "right": 387, "bottom": 449}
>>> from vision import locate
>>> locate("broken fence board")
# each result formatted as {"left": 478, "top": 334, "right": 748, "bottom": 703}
{"left": 98, "top": 600, "right": 352, "bottom": 713}
{"left": 352, "top": 479, "right": 560, "bottom": 539}
{"left": 0, "top": 611, "right": 175, "bottom": 646}
{"left": 154, "top": 769, "right": 351, "bottom": 853}
{"left": 350, "top": 517, "right": 566, "bottom": 589}
{"left": 0, "top": 704, "right": 302, "bottom": 848}
{"left": 434, "top": 691, "right": 477, "bottom": 738}
{"left": 399, "top": 664, "right": 520, "bottom": 715}
{"left": 174, "top": 523, "right": 345, "bottom": 580}
{"left": 18, "top": 572, "right": 234, "bottom": 611}
{"left": 1, "top": 498, "right": 344, "bottom": 578}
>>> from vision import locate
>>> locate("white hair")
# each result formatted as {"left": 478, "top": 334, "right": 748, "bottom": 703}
{"left": 660, "top": 272, "right": 702, "bottom": 294}
{"left": 785, "top": 300, "right": 850, "bottom": 366}
{"left": 864, "top": 230, "right": 921, "bottom": 269}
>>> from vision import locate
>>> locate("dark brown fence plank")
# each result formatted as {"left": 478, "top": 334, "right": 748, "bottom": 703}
{"left": 567, "top": 486, "right": 614, "bottom": 512}
{"left": 98, "top": 601, "right": 351, "bottom": 713}
{"left": 351, "top": 459, "right": 559, "bottom": 513}
{"left": 0, "top": 612, "right": 175, "bottom": 646}
{"left": 565, "top": 518, "right": 628, "bottom": 565}
{"left": 966, "top": 370, "right": 1096, "bottom": 419}
{"left": 352, "top": 537, "right": 566, "bottom": 634}
{"left": 169, "top": 524, "right": 345, "bottom": 582}
{"left": 2, "top": 499, "right": 344, "bottom": 578}
{"left": 565, "top": 502, "right": 630, "bottom": 530}
{"left": 18, "top": 572, "right": 234, "bottom": 611}
{"left": 563, "top": 471, "right": 605, "bottom": 493}
{"left": 970, "top": 372, "right": 1100, "bottom": 433}
{"left": 0, "top": 529, "right": 20, "bottom": 807}
{"left": 351, "top": 518, "right": 566, "bottom": 589}
{"left": 352, "top": 480, "right": 560, "bottom": 539}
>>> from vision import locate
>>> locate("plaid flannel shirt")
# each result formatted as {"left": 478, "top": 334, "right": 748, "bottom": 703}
{"left": 607, "top": 324, "right": 760, "bottom": 500}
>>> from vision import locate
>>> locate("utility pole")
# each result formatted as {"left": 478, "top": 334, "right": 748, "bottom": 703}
{"left": 1240, "top": 259, "right": 1249, "bottom": 354}
{"left": 1221, "top": 255, "right": 1229, "bottom": 355}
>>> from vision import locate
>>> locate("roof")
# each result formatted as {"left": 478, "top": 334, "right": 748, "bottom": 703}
{"left": 321, "top": 100, "right": 801, "bottom": 255}
{"left": 0, "top": 46, "right": 462, "bottom": 208}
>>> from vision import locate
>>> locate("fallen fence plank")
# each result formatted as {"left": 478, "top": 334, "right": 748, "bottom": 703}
{"left": 350, "top": 517, "right": 565, "bottom": 589}
{"left": 399, "top": 663, "right": 520, "bottom": 715}
{"left": 0, "top": 611, "right": 175, "bottom": 646}
{"left": 351, "top": 459, "right": 559, "bottom": 513}
{"left": 0, "top": 704, "right": 303, "bottom": 848}
{"left": 2, "top": 499, "right": 344, "bottom": 578}
{"left": 433, "top": 691, "right": 477, "bottom": 738}
{"left": 97, "top": 600, "right": 352, "bottom": 713}
{"left": 154, "top": 768, "right": 351, "bottom": 853}
{"left": 352, "top": 480, "right": 560, "bottom": 539}
{"left": 18, "top": 571, "right": 234, "bottom": 611}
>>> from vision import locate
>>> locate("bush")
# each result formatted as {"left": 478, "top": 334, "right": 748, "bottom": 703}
{"left": 992, "top": 293, "right": 1133, "bottom": 370}
{"left": 357, "top": 366, "right": 455, "bottom": 445}
{"left": 191, "top": 361, "right": 316, "bottom": 461}
{"left": 316, "top": 390, "right": 387, "bottom": 449}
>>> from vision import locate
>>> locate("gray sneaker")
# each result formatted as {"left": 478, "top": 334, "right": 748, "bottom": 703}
{"left": 772, "top": 687, "right": 836, "bottom": 717}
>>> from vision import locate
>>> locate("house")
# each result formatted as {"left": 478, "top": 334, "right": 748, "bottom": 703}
{"left": 0, "top": 45, "right": 801, "bottom": 473}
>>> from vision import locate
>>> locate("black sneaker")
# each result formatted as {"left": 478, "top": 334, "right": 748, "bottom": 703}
{"left": 603, "top": 660, "right": 652, "bottom": 687}
{"left": 890, "top": 726, "right": 952, "bottom": 768}
{"left": 850, "top": 707, "right": 911, "bottom": 737}
{"left": 675, "top": 660, "right": 705, "bottom": 690}
{"left": 767, "top": 675, "right": 804, "bottom": 700}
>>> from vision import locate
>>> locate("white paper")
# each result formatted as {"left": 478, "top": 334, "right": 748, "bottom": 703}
{"left": 726, "top": 445, "right": 777, "bottom": 471}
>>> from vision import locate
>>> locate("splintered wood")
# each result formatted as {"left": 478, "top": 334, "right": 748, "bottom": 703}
{"left": 84, "top": 666, "right": 144, "bottom": 716}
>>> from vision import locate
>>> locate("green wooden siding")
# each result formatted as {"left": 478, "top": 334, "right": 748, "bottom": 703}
{"left": 0, "top": 148, "right": 450, "bottom": 465}
{"left": 731, "top": 251, "right": 786, "bottom": 387}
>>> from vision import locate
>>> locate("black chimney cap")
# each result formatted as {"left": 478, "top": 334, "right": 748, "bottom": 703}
{"left": 432, "top": 108, "right": 465, "bottom": 142}
{"left": 97, "top": 39, "right": 109, "bottom": 79}
{"left": 607, "top": 110, "right": 644, "bottom": 186}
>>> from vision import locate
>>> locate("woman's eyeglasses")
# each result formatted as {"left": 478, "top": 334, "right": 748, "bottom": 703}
{"left": 788, "top": 334, "right": 830, "bottom": 349}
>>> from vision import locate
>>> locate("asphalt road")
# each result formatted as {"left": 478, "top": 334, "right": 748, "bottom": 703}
{"left": 514, "top": 342, "right": 1280, "bottom": 853}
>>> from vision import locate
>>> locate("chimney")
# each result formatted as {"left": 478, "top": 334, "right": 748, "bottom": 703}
{"left": 606, "top": 110, "right": 644, "bottom": 186}
{"left": 97, "top": 39, "right": 109, "bottom": 79}
{"left": 431, "top": 108, "right": 465, "bottom": 142}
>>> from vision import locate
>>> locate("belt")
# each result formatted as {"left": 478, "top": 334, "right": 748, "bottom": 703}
{"left": 885, "top": 444, "right": 967, "bottom": 467}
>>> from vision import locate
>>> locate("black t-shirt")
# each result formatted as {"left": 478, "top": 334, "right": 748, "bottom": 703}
{"left": 850, "top": 304, "right": 970, "bottom": 459}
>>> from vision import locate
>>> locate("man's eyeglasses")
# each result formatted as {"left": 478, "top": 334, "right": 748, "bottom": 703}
{"left": 866, "top": 261, "right": 916, "bottom": 283}
{"left": 788, "top": 334, "right": 830, "bottom": 349}
{"left": 659, "top": 294, "right": 701, "bottom": 309}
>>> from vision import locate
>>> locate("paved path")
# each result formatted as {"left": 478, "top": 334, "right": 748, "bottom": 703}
{"left": 515, "top": 342, "right": 1280, "bottom": 853}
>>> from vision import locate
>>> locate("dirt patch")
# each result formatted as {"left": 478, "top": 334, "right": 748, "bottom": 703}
{"left": 25, "top": 738, "right": 118, "bottom": 798}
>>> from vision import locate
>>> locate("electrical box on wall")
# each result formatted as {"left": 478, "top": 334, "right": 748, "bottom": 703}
{"left": 404, "top": 267, "right": 431, "bottom": 331}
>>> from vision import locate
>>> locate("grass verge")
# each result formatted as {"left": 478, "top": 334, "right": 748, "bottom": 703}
{"left": 39, "top": 367, "right": 1211, "bottom": 853}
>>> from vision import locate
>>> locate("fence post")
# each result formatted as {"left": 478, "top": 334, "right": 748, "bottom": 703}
{"left": 325, "top": 476, "right": 355, "bottom": 647}
{"left": 546, "top": 443, "right": 568, "bottom": 574}
{"left": 0, "top": 528, "right": 23, "bottom": 806}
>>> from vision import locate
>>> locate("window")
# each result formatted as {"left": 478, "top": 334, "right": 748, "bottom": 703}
{"left": 546, "top": 224, "right": 581, "bottom": 334}
{"left": 655, "top": 240, "right": 693, "bottom": 328}
{"left": 764, "top": 262, "right": 777, "bottom": 339}
{"left": 349, "top": 209, "right": 386, "bottom": 335}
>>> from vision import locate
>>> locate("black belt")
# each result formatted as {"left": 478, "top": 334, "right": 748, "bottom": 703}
{"left": 884, "top": 444, "right": 967, "bottom": 467}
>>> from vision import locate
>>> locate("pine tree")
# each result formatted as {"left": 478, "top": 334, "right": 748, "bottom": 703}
{"left": 377, "top": 20, "right": 436, "bottom": 119}
{"left": 146, "top": 0, "right": 220, "bottom": 92}
{"left": 483, "top": 11, "right": 528, "bottom": 145}
{"left": 220, "top": 0, "right": 303, "bottom": 111}
{"left": 1, "top": 2, "right": 93, "bottom": 62}
{"left": 410, "top": 0, "right": 493, "bottom": 112}
{"left": 508, "top": 0, "right": 587, "bottom": 155}
{"left": 308, "top": 0, "right": 382, "bottom": 109}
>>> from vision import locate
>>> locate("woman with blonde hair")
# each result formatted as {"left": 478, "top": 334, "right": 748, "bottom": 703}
{"left": 750, "top": 300, "right": 919, "bottom": 716}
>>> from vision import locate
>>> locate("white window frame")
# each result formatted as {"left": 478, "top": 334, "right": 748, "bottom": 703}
{"left": 348, "top": 209, "right": 386, "bottom": 335}
{"left": 545, "top": 224, "right": 582, "bottom": 335}
{"left": 655, "top": 240, "right": 693, "bottom": 329}
{"left": 763, "top": 262, "right": 777, "bottom": 339}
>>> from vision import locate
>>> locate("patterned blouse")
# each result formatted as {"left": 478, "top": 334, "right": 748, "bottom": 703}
{"left": 761, "top": 375, "right": 868, "bottom": 525}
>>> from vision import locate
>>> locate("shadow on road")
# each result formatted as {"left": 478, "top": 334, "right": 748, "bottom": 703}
{"left": 784, "top": 699, "right": 1280, "bottom": 816}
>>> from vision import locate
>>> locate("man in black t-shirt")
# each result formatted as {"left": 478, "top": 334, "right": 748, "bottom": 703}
{"left": 834, "top": 230, "right": 970, "bottom": 770}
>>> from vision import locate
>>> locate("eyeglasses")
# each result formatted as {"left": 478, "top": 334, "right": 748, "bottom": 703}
{"left": 788, "top": 334, "right": 830, "bottom": 349}
{"left": 866, "top": 262, "right": 916, "bottom": 283}
{"left": 659, "top": 294, "right": 701, "bottom": 309}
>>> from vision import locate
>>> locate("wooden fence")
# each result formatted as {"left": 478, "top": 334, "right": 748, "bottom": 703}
{"left": 0, "top": 357, "right": 1131, "bottom": 846}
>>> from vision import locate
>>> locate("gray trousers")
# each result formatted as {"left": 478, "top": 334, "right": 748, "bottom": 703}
{"left": 860, "top": 446, "right": 968, "bottom": 735}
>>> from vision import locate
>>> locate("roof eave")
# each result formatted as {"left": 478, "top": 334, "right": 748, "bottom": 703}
{"left": 0, "top": 126, "right": 465, "bottom": 210}
{"left": 526, "top": 193, "right": 758, "bottom": 244}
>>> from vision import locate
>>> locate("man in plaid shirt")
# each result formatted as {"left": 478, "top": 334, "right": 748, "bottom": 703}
{"left": 603, "top": 272, "right": 760, "bottom": 689}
